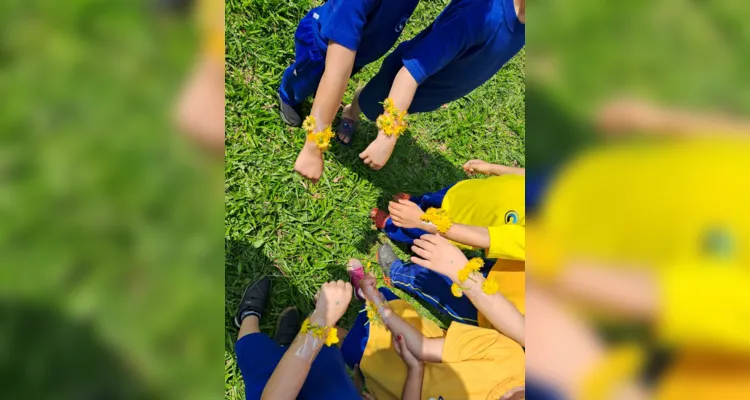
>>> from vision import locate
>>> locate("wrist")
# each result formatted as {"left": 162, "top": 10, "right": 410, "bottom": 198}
{"left": 407, "top": 363, "right": 425, "bottom": 374}
{"left": 489, "top": 164, "right": 505, "bottom": 175}
{"left": 309, "top": 311, "right": 329, "bottom": 327}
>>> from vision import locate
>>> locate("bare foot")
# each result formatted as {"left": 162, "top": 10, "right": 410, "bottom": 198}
{"left": 359, "top": 133, "right": 397, "bottom": 170}
{"left": 294, "top": 142, "right": 324, "bottom": 183}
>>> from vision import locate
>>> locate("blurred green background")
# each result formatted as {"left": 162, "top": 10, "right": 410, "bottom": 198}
{"left": 527, "top": 0, "right": 750, "bottom": 169}
{"left": 0, "top": 1, "right": 223, "bottom": 399}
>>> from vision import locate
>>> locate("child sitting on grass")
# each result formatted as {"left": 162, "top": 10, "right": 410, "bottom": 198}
{"left": 370, "top": 159, "right": 525, "bottom": 327}
{"left": 280, "top": 0, "right": 421, "bottom": 183}
{"left": 340, "top": 270, "right": 525, "bottom": 400}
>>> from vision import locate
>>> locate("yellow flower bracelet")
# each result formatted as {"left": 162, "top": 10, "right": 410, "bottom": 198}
{"left": 376, "top": 98, "right": 408, "bottom": 137}
{"left": 450, "top": 258, "right": 500, "bottom": 297}
{"left": 420, "top": 207, "right": 453, "bottom": 233}
{"left": 300, "top": 318, "right": 339, "bottom": 346}
{"left": 303, "top": 116, "right": 334, "bottom": 152}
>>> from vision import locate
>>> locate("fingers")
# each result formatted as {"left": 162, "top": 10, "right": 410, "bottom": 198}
{"left": 419, "top": 233, "right": 445, "bottom": 245}
{"left": 413, "top": 238, "right": 436, "bottom": 252}
{"left": 411, "top": 244, "right": 433, "bottom": 260}
{"left": 410, "top": 256, "right": 432, "bottom": 269}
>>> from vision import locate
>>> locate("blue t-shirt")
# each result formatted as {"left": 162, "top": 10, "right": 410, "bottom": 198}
{"left": 311, "top": 0, "right": 420, "bottom": 68}
{"left": 392, "top": 0, "right": 525, "bottom": 109}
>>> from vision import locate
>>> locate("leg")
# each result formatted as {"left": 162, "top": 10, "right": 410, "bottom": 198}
{"left": 239, "top": 314, "right": 261, "bottom": 340}
{"left": 235, "top": 331, "right": 286, "bottom": 400}
{"left": 383, "top": 218, "right": 429, "bottom": 245}
{"left": 390, "top": 259, "right": 484, "bottom": 325}
{"left": 278, "top": 10, "right": 327, "bottom": 126}
{"left": 408, "top": 185, "right": 453, "bottom": 210}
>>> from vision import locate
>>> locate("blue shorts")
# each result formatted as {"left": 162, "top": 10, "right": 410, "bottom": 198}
{"left": 279, "top": 9, "right": 364, "bottom": 107}
{"left": 235, "top": 332, "right": 361, "bottom": 400}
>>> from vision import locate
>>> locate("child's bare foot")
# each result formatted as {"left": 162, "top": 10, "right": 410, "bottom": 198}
{"left": 294, "top": 142, "right": 324, "bottom": 183}
{"left": 359, "top": 133, "right": 397, "bottom": 170}
{"left": 370, "top": 208, "right": 390, "bottom": 229}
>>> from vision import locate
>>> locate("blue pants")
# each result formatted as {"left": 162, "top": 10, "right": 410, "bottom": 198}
{"left": 236, "top": 332, "right": 360, "bottom": 400}
{"left": 278, "top": 10, "right": 327, "bottom": 108}
{"left": 389, "top": 259, "right": 494, "bottom": 326}
{"left": 279, "top": 9, "right": 364, "bottom": 108}
{"left": 341, "top": 287, "right": 400, "bottom": 369}
{"left": 383, "top": 185, "right": 453, "bottom": 245}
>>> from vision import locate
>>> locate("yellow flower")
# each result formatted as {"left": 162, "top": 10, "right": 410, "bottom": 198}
{"left": 302, "top": 116, "right": 316, "bottom": 133}
{"left": 325, "top": 327, "right": 339, "bottom": 346}
{"left": 451, "top": 282, "right": 463, "bottom": 298}
{"left": 466, "top": 258, "right": 484, "bottom": 273}
{"left": 458, "top": 267, "right": 472, "bottom": 283}
{"left": 300, "top": 318, "right": 310, "bottom": 333}
{"left": 482, "top": 278, "right": 500, "bottom": 295}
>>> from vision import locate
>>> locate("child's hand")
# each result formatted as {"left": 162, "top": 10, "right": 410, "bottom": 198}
{"left": 360, "top": 273, "right": 379, "bottom": 300}
{"left": 311, "top": 280, "right": 353, "bottom": 326}
{"left": 393, "top": 333, "right": 423, "bottom": 370}
{"left": 388, "top": 199, "right": 426, "bottom": 229}
{"left": 411, "top": 234, "right": 469, "bottom": 282}
{"left": 463, "top": 159, "right": 495, "bottom": 175}
{"left": 294, "top": 142, "right": 324, "bottom": 183}
{"left": 360, "top": 133, "right": 397, "bottom": 170}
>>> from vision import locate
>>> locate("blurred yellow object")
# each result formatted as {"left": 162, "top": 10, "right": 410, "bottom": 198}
{"left": 535, "top": 137, "right": 750, "bottom": 396}
{"left": 199, "top": 0, "right": 224, "bottom": 61}
{"left": 581, "top": 344, "right": 645, "bottom": 400}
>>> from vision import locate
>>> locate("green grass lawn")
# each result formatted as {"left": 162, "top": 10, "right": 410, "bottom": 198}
{"left": 224, "top": 0, "right": 525, "bottom": 398}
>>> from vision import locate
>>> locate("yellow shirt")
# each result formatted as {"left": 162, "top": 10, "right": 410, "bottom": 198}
{"left": 443, "top": 175, "right": 526, "bottom": 261}
{"left": 536, "top": 138, "right": 750, "bottom": 397}
{"left": 362, "top": 299, "right": 525, "bottom": 400}
{"left": 442, "top": 174, "right": 527, "bottom": 327}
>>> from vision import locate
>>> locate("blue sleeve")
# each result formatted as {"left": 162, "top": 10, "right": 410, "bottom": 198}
{"left": 320, "top": 0, "right": 379, "bottom": 51}
{"left": 401, "top": 10, "right": 479, "bottom": 84}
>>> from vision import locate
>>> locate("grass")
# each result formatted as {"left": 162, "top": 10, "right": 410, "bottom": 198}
{"left": 1, "top": 1, "right": 223, "bottom": 399}
{"left": 224, "top": 0, "right": 525, "bottom": 398}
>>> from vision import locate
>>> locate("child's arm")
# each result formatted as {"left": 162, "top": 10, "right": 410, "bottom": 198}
{"left": 463, "top": 160, "right": 525, "bottom": 176}
{"left": 361, "top": 275, "right": 444, "bottom": 362}
{"left": 411, "top": 234, "right": 526, "bottom": 346}
{"left": 393, "top": 334, "right": 425, "bottom": 400}
{"left": 388, "top": 200, "right": 525, "bottom": 260}
{"left": 262, "top": 281, "right": 353, "bottom": 399}
{"left": 309, "top": 42, "right": 356, "bottom": 133}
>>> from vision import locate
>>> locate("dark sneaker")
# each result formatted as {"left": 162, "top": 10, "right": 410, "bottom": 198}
{"left": 274, "top": 307, "right": 301, "bottom": 347}
{"left": 377, "top": 243, "right": 399, "bottom": 280}
{"left": 278, "top": 92, "right": 302, "bottom": 127}
{"left": 233, "top": 276, "right": 271, "bottom": 329}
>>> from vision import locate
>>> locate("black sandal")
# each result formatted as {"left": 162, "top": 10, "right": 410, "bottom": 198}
{"left": 336, "top": 117, "right": 358, "bottom": 146}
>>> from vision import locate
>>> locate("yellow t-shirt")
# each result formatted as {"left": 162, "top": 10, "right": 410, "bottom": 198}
{"left": 442, "top": 175, "right": 526, "bottom": 261}
{"left": 442, "top": 174, "right": 527, "bottom": 327}
{"left": 362, "top": 299, "right": 525, "bottom": 400}
{"left": 536, "top": 138, "right": 750, "bottom": 396}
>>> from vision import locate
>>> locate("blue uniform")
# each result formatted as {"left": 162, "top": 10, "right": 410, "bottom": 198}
{"left": 359, "top": 0, "right": 525, "bottom": 119}
{"left": 236, "top": 332, "right": 361, "bottom": 400}
{"left": 279, "top": 0, "right": 420, "bottom": 107}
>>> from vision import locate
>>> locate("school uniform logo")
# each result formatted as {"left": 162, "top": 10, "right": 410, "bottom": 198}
{"left": 396, "top": 16, "right": 409, "bottom": 32}
{"left": 505, "top": 211, "right": 519, "bottom": 224}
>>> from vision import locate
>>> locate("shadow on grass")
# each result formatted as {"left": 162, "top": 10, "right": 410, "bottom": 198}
{"left": 0, "top": 301, "right": 156, "bottom": 400}
{"left": 330, "top": 118, "right": 467, "bottom": 254}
